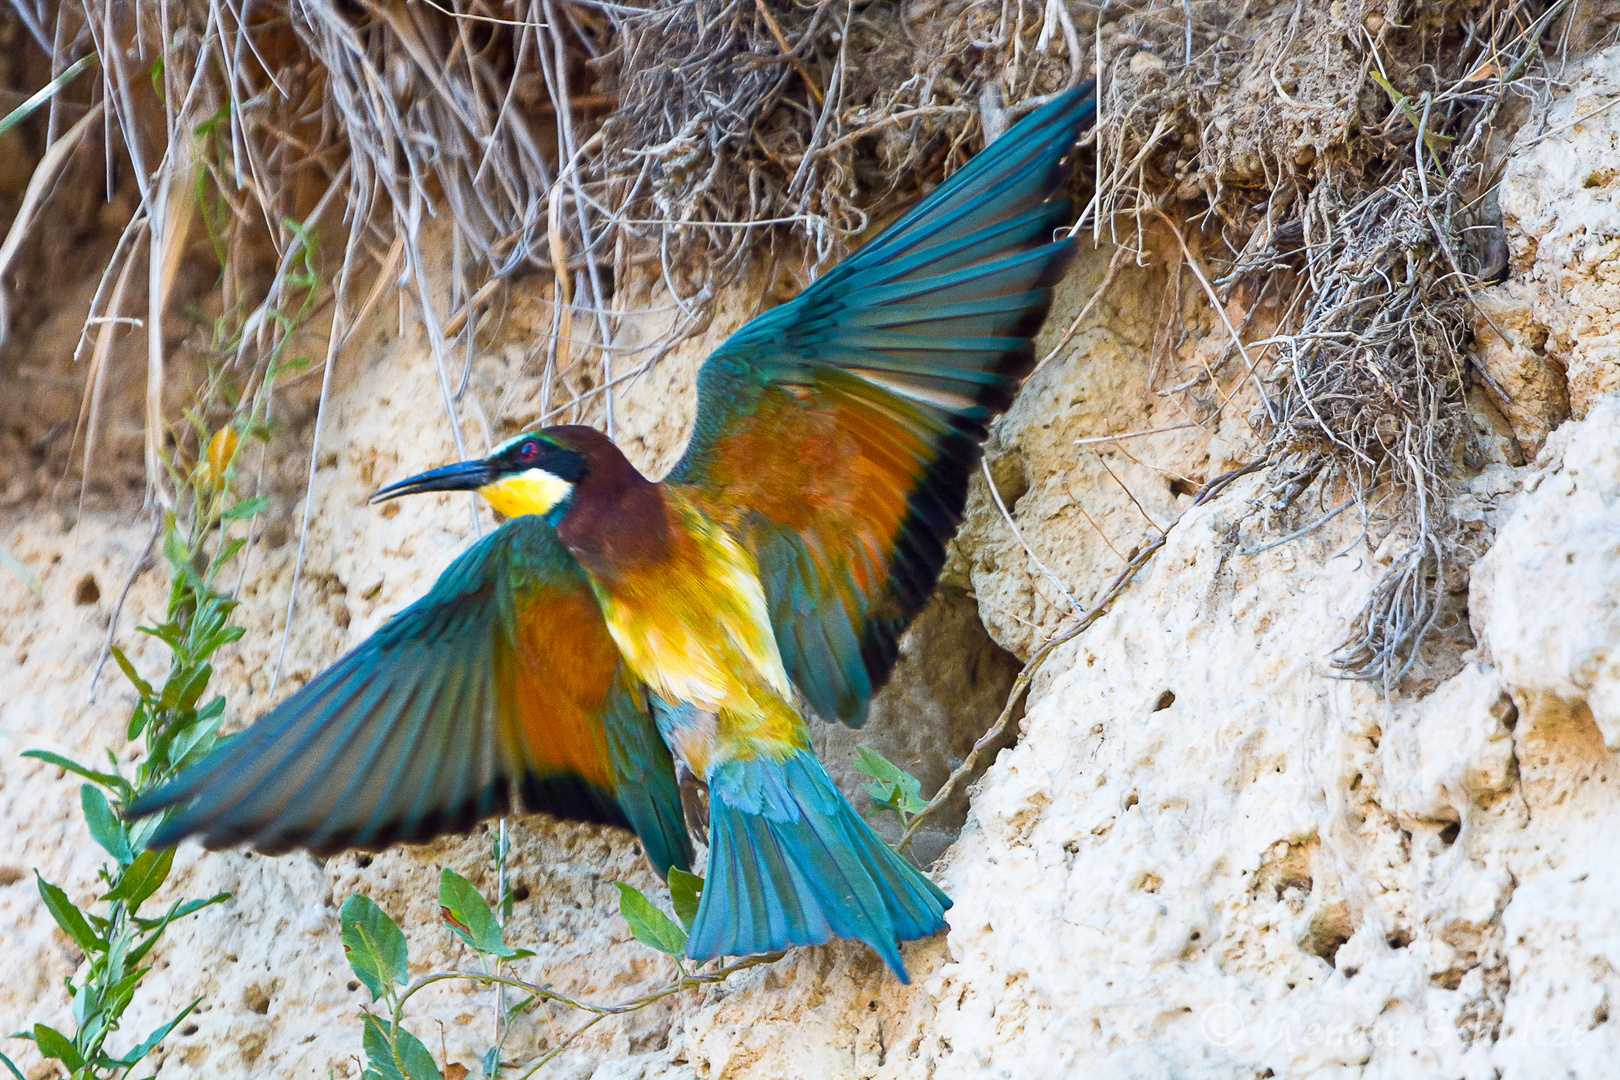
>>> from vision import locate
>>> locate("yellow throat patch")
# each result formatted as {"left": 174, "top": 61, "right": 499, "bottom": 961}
{"left": 479, "top": 468, "right": 572, "bottom": 519}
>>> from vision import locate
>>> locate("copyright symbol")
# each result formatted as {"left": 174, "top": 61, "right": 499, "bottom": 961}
{"left": 1202, "top": 1002, "right": 1243, "bottom": 1047}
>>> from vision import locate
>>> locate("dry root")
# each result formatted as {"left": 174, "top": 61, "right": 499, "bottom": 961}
{"left": 2, "top": 0, "right": 1607, "bottom": 687}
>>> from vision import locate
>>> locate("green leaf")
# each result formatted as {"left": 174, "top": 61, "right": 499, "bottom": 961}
{"left": 35, "top": 873, "right": 105, "bottom": 952}
{"left": 222, "top": 496, "right": 269, "bottom": 521}
{"left": 0, "top": 546, "right": 40, "bottom": 594}
{"left": 854, "top": 747, "right": 928, "bottom": 817}
{"left": 177, "top": 662, "right": 213, "bottom": 711}
{"left": 109, "top": 645, "right": 153, "bottom": 697}
{"left": 99, "top": 995, "right": 202, "bottom": 1067}
{"left": 161, "top": 661, "right": 212, "bottom": 713}
{"left": 341, "top": 895, "right": 409, "bottom": 1001}
{"left": 0, "top": 54, "right": 95, "bottom": 140}
{"left": 895, "top": 782, "right": 929, "bottom": 817}
{"left": 160, "top": 525, "right": 189, "bottom": 579}
{"left": 193, "top": 103, "right": 230, "bottom": 138}
{"left": 131, "top": 891, "right": 230, "bottom": 938}
{"left": 21, "top": 750, "right": 129, "bottom": 797}
{"left": 104, "top": 847, "right": 175, "bottom": 910}
{"left": 0, "top": 1048, "right": 28, "bottom": 1080}
{"left": 30, "top": 1024, "right": 83, "bottom": 1071}
{"left": 504, "top": 994, "right": 541, "bottom": 1025}
{"left": 360, "top": 1015, "right": 440, "bottom": 1080}
{"left": 395, "top": 1026, "right": 442, "bottom": 1080}
{"left": 613, "top": 882, "right": 686, "bottom": 956}
{"left": 667, "top": 869, "right": 704, "bottom": 933}
{"left": 166, "top": 699, "right": 226, "bottom": 769}
{"left": 853, "top": 746, "right": 903, "bottom": 785}
{"left": 438, "top": 868, "right": 521, "bottom": 958}
{"left": 361, "top": 1015, "right": 406, "bottom": 1080}
{"left": 81, "top": 784, "right": 134, "bottom": 864}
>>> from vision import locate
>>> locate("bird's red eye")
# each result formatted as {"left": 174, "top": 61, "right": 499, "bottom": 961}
{"left": 519, "top": 440, "right": 540, "bottom": 463}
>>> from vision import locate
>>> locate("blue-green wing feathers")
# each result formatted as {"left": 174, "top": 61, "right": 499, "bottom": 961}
{"left": 128, "top": 518, "right": 692, "bottom": 877}
{"left": 671, "top": 86, "right": 1094, "bottom": 729}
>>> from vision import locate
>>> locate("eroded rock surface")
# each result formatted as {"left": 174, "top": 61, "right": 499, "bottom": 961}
{"left": 3, "top": 47, "right": 1620, "bottom": 1080}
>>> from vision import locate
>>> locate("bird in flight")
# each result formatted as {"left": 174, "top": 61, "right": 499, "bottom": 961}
{"left": 129, "top": 85, "right": 1096, "bottom": 982}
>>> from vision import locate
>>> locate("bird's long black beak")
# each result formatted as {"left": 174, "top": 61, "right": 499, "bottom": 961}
{"left": 370, "top": 459, "right": 496, "bottom": 504}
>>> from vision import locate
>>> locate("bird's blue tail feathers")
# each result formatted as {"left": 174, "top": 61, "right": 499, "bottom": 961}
{"left": 686, "top": 749, "right": 950, "bottom": 982}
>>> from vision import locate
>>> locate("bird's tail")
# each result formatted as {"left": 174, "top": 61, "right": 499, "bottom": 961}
{"left": 687, "top": 748, "right": 950, "bottom": 982}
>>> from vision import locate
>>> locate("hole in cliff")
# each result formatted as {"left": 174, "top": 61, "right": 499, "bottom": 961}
{"left": 1124, "top": 793, "right": 1140, "bottom": 810}
{"left": 984, "top": 452, "right": 1029, "bottom": 511}
{"left": 810, "top": 588, "right": 1021, "bottom": 866}
{"left": 180, "top": 1024, "right": 199, "bottom": 1036}
{"left": 1387, "top": 928, "right": 1411, "bottom": 950}
{"left": 1256, "top": 835, "right": 1319, "bottom": 904}
{"left": 1153, "top": 690, "right": 1176, "bottom": 712}
{"left": 243, "top": 984, "right": 271, "bottom": 1015}
{"left": 347, "top": 981, "right": 361, "bottom": 993}
{"left": 1300, "top": 902, "right": 1354, "bottom": 968}
{"left": 355, "top": 854, "right": 373, "bottom": 869}
{"left": 1169, "top": 476, "right": 1199, "bottom": 499}
{"left": 1430, "top": 968, "right": 1466, "bottom": 990}
{"left": 513, "top": 882, "right": 531, "bottom": 902}
{"left": 1438, "top": 821, "right": 1461, "bottom": 847}
{"left": 74, "top": 574, "right": 100, "bottom": 605}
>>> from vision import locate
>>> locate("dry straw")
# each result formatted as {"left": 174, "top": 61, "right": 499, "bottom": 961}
{"left": 2, "top": 0, "right": 1597, "bottom": 689}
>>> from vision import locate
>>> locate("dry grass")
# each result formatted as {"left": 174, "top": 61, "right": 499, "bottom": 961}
{"left": 1073, "top": 0, "right": 1594, "bottom": 690}
{"left": 0, "top": 0, "right": 1605, "bottom": 688}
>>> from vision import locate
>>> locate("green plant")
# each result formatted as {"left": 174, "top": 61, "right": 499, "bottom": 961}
{"left": 341, "top": 865, "right": 774, "bottom": 1080}
{"left": 0, "top": 54, "right": 96, "bottom": 140}
{"left": 853, "top": 747, "right": 930, "bottom": 829}
{"left": 1, "top": 413, "right": 275, "bottom": 1079}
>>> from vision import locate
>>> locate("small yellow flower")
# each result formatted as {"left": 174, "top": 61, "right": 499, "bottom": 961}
{"left": 204, "top": 427, "right": 238, "bottom": 492}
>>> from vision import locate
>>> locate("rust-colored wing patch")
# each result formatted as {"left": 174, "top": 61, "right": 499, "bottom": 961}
{"left": 671, "top": 87, "right": 1095, "bottom": 727}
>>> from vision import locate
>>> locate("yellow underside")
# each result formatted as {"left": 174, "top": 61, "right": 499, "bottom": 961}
{"left": 590, "top": 496, "right": 805, "bottom": 777}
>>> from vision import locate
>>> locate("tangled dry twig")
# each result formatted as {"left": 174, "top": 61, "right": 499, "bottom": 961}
{"left": 1, "top": 0, "right": 1601, "bottom": 694}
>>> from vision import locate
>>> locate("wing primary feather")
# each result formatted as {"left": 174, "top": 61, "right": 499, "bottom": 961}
{"left": 197, "top": 669, "right": 399, "bottom": 850}
{"left": 387, "top": 663, "right": 472, "bottom": 845}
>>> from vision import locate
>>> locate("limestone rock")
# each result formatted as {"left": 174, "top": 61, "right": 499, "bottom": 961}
{"left": 1473, "top": 395, "right": 1620, "bottom": 752}
{"left": 6, "top": 44, "right": 1620, "bottom": 1080}
{"left": 1495, "top": 46, "right": 1620, "bottom": 421}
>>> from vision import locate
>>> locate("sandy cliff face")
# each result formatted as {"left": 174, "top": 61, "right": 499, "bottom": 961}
{"left": 3, "top": 46, "right": 1620, "bottom": 1080}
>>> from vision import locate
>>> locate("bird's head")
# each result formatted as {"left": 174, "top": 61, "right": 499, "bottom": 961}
{"left": 371, "top": 428, "right": 592, "bottom": 523}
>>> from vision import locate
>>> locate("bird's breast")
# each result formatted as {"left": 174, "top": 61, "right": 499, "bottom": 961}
{"left": 589, "top": 498, "right": 790, "bottom": 715}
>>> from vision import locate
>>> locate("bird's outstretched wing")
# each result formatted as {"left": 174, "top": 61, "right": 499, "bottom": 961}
{"left": 128, "top": 517, "right": 692, "bottom": 876}
{"left": 669, "top": 85, "right": 1095, "bottom": 728}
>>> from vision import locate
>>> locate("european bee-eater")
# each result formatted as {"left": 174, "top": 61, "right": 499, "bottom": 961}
{"left": 129, "top": 85, "right": 1096, "bottom": 981}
